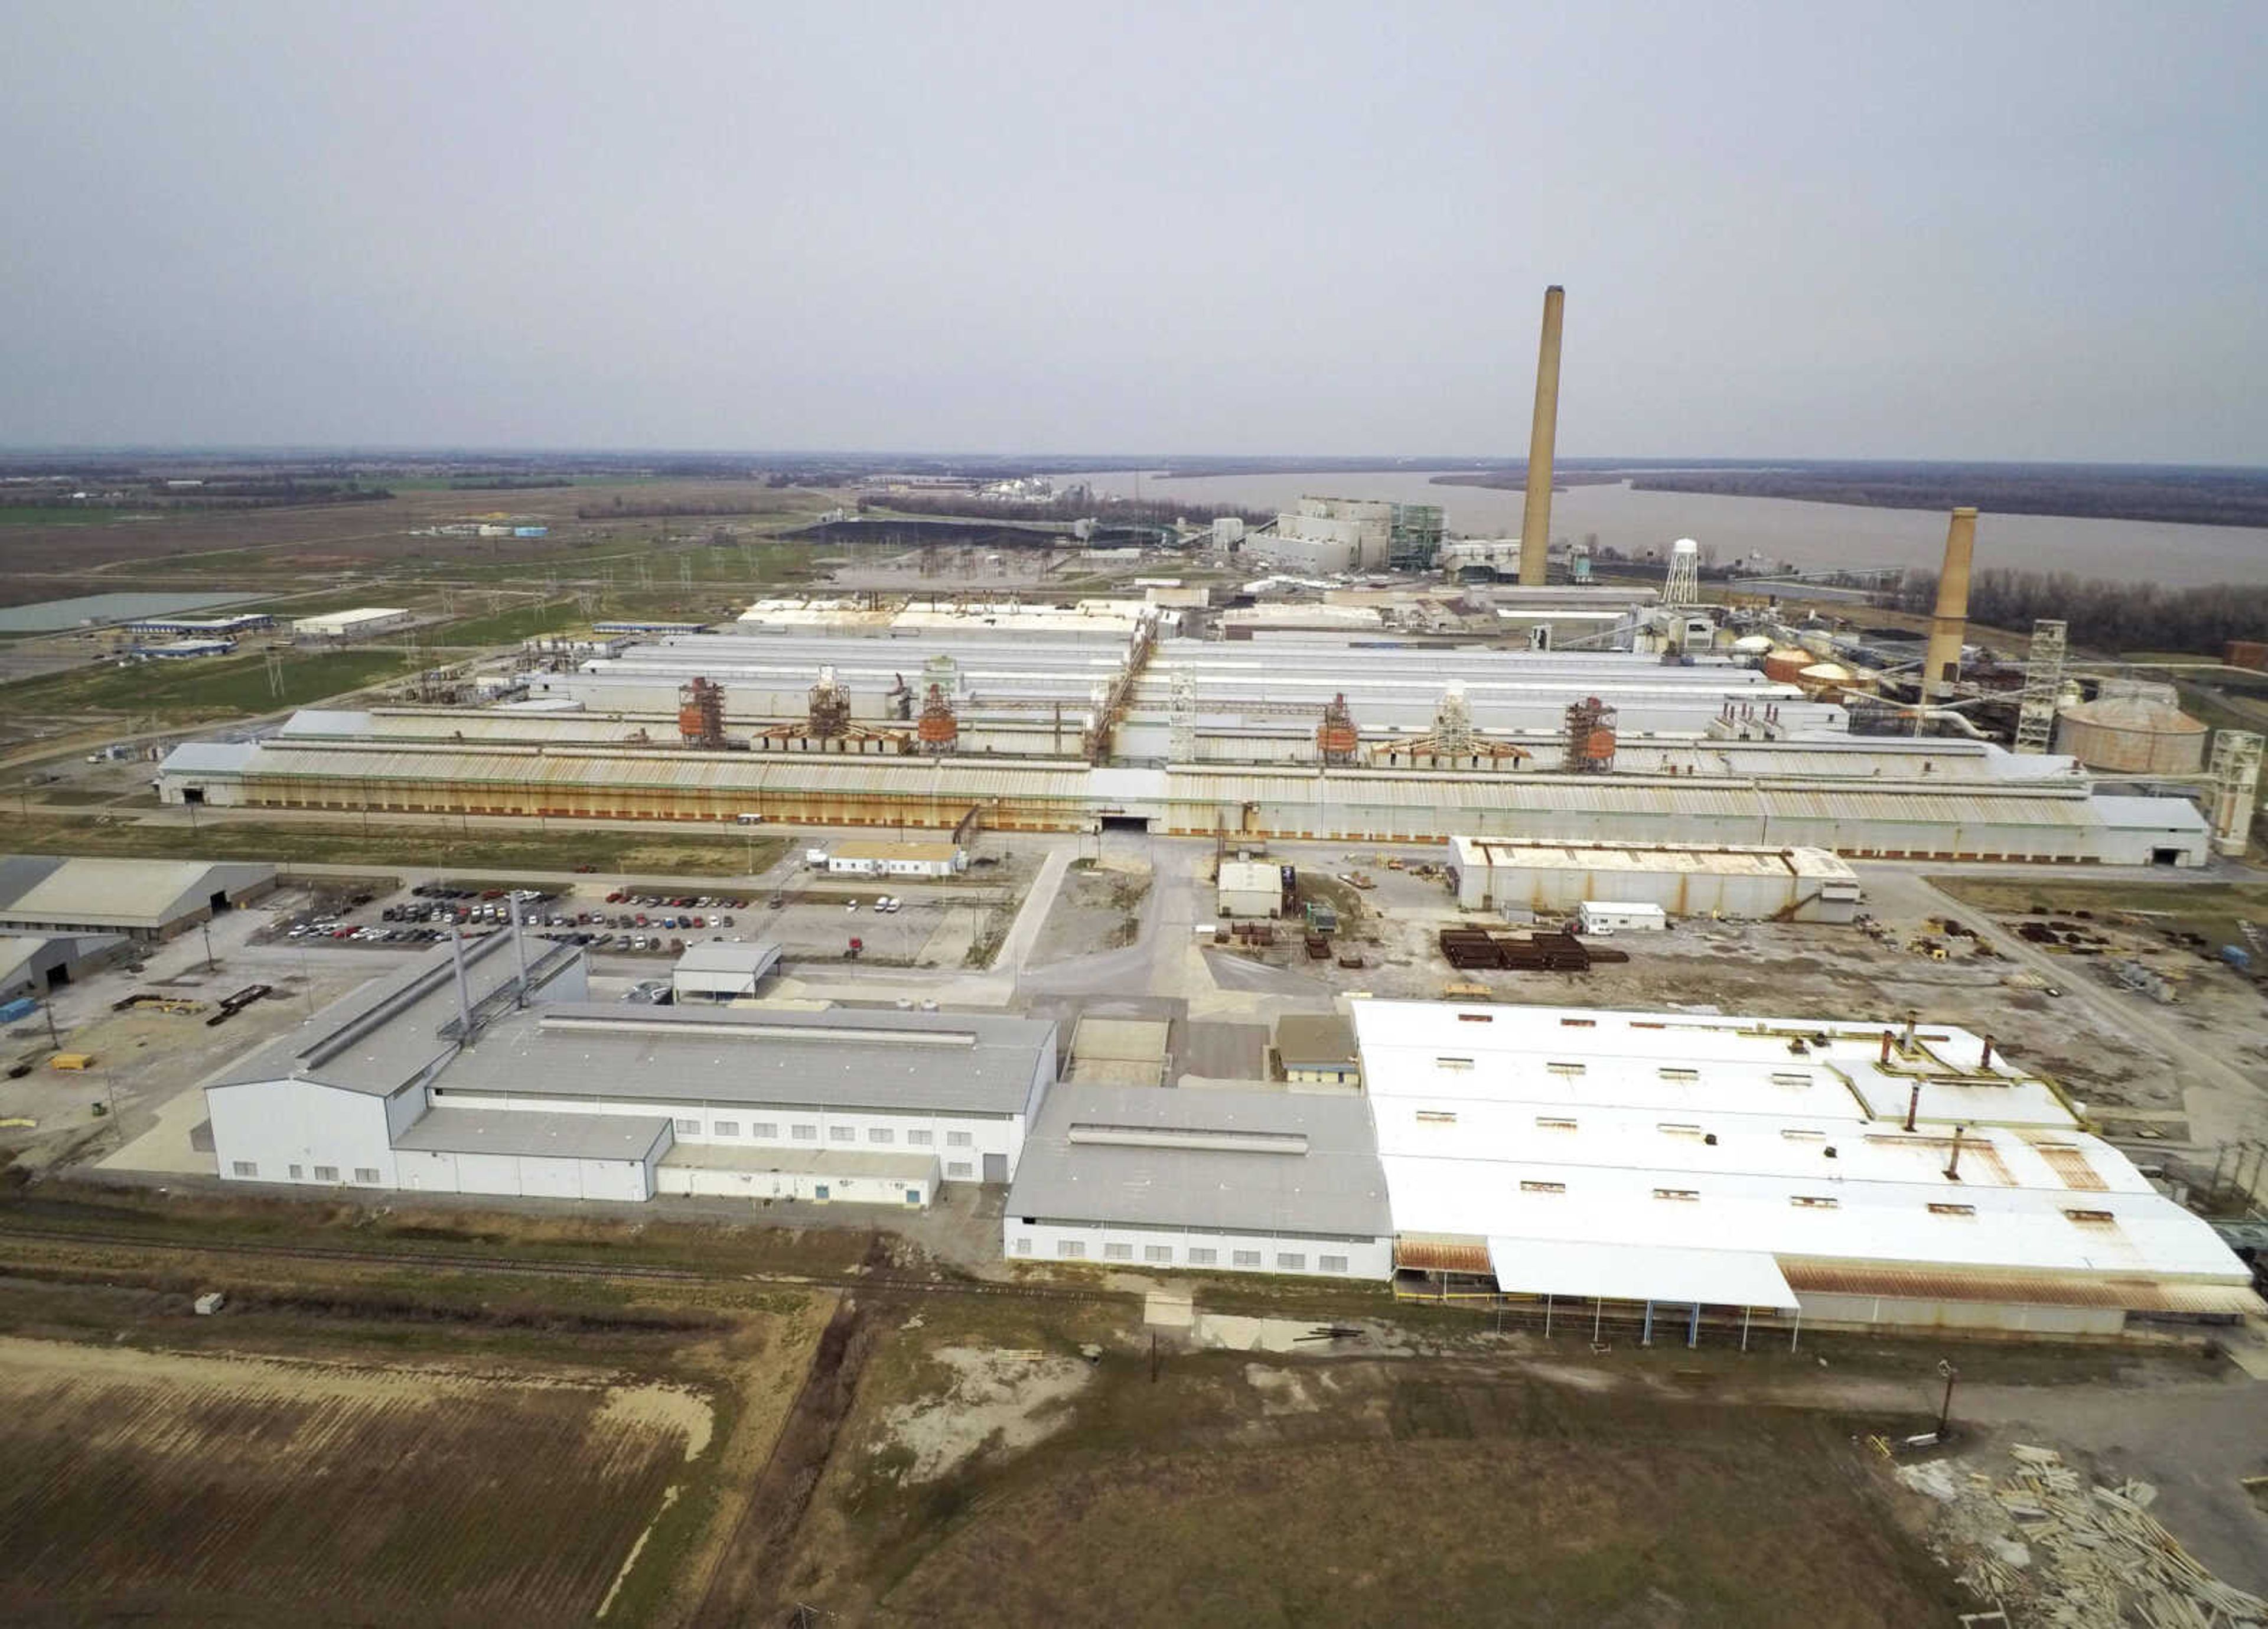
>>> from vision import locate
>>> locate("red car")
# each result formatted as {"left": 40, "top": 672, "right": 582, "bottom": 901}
{"left": 605, "top": 891, "right": 625, "bottom": 904}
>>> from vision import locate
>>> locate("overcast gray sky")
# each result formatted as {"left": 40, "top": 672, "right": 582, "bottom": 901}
{"left": 2, "top": 1, "right": 2261, "bottom": 461}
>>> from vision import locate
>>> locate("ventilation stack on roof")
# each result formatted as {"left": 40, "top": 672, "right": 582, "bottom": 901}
{"left": 1920, "top": 507, "right": 1977, "bottom": 703}
{"left": 1316, "top": 693, "right": 1361, "bottom": 766}
{"left": 1518, "top": 285, "right": 1565, "bottom": 588}
{"left": 676, "top": 676, "right": 727, "bottom": 749}
{"left": 915, "top": 684, "right": 960, "bottom": 754}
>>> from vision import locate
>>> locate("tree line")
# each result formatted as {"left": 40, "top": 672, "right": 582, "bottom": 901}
{"left": 1891, "top": 566, "right": 2268, "bottom": 656}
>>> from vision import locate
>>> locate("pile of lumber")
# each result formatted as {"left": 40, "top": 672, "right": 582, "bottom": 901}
{"left": 1940, "top": 1445, "right": 2266, "bottom": 1628}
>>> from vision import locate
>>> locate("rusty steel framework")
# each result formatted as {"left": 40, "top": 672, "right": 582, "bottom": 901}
{"left": 1561, "top": 695, "right": 1618, "bottom": 773}
{"left": 915, "top": 684, "right": 960, "bottom": 754}
{"left": 677, "top": 677, "right": 728, "bottom": 748}
{"left": 1316, "top": 693, "right": 1361, "bottom": 766}
{"left": 1079, "top": 611, "right": 1158, "bottom": 765}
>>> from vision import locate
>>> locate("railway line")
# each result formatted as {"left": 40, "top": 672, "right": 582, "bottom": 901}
{"left": 0, "top": 1220, "right": 1128, "bottom": 1306}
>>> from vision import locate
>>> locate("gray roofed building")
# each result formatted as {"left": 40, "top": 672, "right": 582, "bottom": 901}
{"left": 391, "top": 1106, "right": 673, "bottom": 1162}
{"left": 669, "top": 940, "right": 783, "bottom": 1004}
{"left": 0, "top": 931, "right": 131, "bottom": 999}
{"left": 210, "top": 931, "right": 564, "bottom": 1094}
{"left": 1007, "top": 1084, "right": 1391, "bottom": 1240}
{"left": 0, "top": 856, "right": 276, "bottom": 939}
{"left": 432, "top": 1002, "right": 1058, "bottom": 1116}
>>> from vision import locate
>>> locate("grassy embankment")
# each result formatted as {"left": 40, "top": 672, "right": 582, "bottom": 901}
{"left": 0, "top": 812, "right": 786, "bottom": 877}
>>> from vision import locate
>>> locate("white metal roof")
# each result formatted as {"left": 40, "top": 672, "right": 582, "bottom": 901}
{"left": 1354, "top": 999, "right": 2253, "bottom": 1293}
{"left": 1487, "top": 1237, "right": 1799, "bottom": 1310}
{"left": 1452, "top": 837, "right": 1856, "bottom": 882}
{"left": 1218, "top": 861, "right": 1282, "bottom": 891}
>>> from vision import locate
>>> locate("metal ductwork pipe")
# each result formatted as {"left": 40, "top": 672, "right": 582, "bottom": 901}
{"left": 1921, "top": 507, "right": 1977, "bottom": 702}
{"left": 1518, "top": 285, "right": 1565, "bottom": 587}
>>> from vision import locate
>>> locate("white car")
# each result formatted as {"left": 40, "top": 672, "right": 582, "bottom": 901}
{"left": 845, "top": 900, "right": 860, "bottom": 913}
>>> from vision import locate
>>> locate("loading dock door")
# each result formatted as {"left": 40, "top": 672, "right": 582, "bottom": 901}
{"left": 983, "top": 1152, "right": 1007, "bottom": 1184}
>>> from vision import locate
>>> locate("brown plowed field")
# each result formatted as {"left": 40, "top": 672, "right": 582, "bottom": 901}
{"left": 0, "top": 1335, "right": 708, "bottom": 1626}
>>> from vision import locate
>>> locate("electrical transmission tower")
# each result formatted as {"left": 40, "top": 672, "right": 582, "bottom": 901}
{"left": 2013, "top": 619, "right": 2067, "bottom": 754}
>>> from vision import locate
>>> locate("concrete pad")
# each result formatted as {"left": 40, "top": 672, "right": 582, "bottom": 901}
{"left": 1143, "top": 1291, "right": 1194, "bottom": 1328}
{"left": 96, "top": 1081, "right": 217, "bottom": 1177}
{"left": 2223, "top": 1320, "right": 2268, "bottom": 1382}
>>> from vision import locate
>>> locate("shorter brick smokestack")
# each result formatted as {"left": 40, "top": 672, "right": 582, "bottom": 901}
{"left": 1921, "top": 508, "right": 1978, "bottom": 703}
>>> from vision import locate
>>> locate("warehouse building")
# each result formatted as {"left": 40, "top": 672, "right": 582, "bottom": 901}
{"left": 1273, "top": 1013, "right": 1361, "bottom": 1087}
{"left": 292, "top": 607, "right": 411, "bottom": 640}
{"left": 154, "top": 731, "right": 2214, "bottom": 864}
{"left": 669, "top": 941, "right": 783, "bottom": 1004}
{"left": 1217, "top": 858, "right": 1291, "bottom": 918}
{"left": 123, "top": 612, "right": 276, "bottom": 637}
{"left": 1003, "top": 1084, "right": 1394, "bottom": 1279}
{"left": 202, "top": 934, "right": 1058, "bottom": 1204}
{"left": 1353, "top": 1001, "right": 2260, "bottom": 1338}
{"left": 0, "top": 857, "right": 276, "bottom": 941}
{"left": 1450, "top": 838, "right": 1863, "bottom": 921}
{"left": 0, "top": 931, "right": 131, "bottom": 1000}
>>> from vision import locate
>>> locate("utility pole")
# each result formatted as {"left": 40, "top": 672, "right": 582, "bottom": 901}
{"left": 200, "top": 918, "right": 216, "bottom": 973}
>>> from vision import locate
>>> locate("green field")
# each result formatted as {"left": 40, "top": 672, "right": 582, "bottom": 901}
{"left": 0, "top": 648, "right": 420, "bottom": 718}
{"left": 0, "top": 812, "right": 787, "bottom": 877}
{"left": 434, "top": 599, "right": 584, "bottom": 646}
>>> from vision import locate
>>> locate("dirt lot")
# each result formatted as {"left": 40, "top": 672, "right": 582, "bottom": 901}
{"left": 770, "top": 1293, "right": 1976, "bottom": 1628}
{"left": 1030, "top": 854, "right": 1151, "bottom": 963}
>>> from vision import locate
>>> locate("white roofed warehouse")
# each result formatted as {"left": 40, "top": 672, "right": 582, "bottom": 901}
{"left": 1351, "top": 1001, "right": 2259, "bottom": 1343}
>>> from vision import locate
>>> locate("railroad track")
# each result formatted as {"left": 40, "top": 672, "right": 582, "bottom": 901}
{"left": 0, "top": 1223, "right": 1123, "bottom": 1305}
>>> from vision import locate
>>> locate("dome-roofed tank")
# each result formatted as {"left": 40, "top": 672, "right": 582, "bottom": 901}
{"left": 2054, "top": 692, "right": 2208, "bottom": 774}
{"left": 1762, "top": 647, "right": 1812, "bottom": 684}
{"left": 1798, "top": 662, "right": 1856, "bottom": 701}
{"left": 1732, "top": 634, "right": 1774, "bottom": 654}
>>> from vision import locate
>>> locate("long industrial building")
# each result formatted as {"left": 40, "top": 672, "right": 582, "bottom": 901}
{"left": 1449, "top": 838, "right": 1863, "bottom": 920}
{"left": 151, "top": 572, "right": 2234, "bottom": 862}
{"left": 1354, "top": 1001, "right": 2260, "bottom": 1337}
{"left": 184, "top": 944, "right": 2259, "bottom": 1332}
{"left": 204, "top": 934, "right": 1058, "bottom": 1205}
{"left": 159, "top": 726, "right": 2211, "bottom": 862}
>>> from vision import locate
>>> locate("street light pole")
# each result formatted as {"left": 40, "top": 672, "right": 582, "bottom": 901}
{"left": 200, "top": 919, "right": 216, "bottom": 973}
{"left": 1935, "top": 1359, "right": 1959, "bottom": 1442}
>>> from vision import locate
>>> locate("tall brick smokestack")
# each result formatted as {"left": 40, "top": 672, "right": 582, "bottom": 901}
{"left": 1518, "top": 285, "right": 1565, "bottom": 587}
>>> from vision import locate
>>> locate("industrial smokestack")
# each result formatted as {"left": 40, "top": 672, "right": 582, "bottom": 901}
{"left": 1921, "top": 507, "right": 1978, "bottom": 703}
{"left": 1518, "top": 285, "right": 1565, "bottom": 587}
